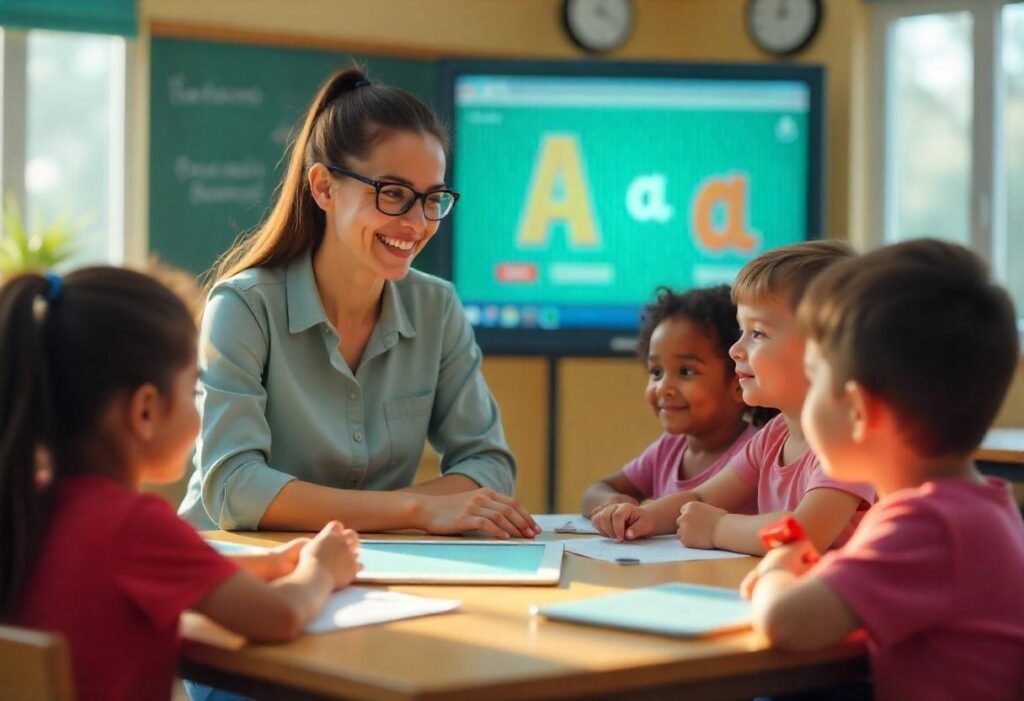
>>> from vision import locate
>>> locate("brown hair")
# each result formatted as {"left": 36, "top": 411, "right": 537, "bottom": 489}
{"left": 0, "top": 267, "right": 197, "bottom": 618}
{"left": 202, "top": 66, "right": 448, "bottom": 304}
{"left": 799, "top": 238, "right": 1019, "bottom": 457}
{"left": 732, "top": 239, "right": 857, "bottom": 310}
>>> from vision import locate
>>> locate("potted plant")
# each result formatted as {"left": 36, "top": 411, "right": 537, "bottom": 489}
{"left": 0, "top": 194, "right": 76, "bottom": 278}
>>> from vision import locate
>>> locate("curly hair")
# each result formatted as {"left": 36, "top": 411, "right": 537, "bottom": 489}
{"left": 637, "top": 285, "right": 776, "bottom": 426}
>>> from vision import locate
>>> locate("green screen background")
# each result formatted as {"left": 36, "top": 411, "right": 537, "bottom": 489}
{"left": 452, "top": 84, "right": 809, "bottom": 309}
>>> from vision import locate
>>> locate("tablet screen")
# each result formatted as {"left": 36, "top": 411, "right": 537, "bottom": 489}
{"left": 361, "top": 541, "right": 544, "bottom": 575}
{"left": 356, "top": 540, "right": 562, "bottom": 584}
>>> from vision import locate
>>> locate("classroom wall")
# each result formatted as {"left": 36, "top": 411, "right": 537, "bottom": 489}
{"left": 134, "top": 0, "right": 1024, "bottom": 512}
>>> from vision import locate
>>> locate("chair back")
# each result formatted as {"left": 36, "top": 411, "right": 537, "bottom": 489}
{"left": 0, "top": 624, "right": 75, "bottom": 701}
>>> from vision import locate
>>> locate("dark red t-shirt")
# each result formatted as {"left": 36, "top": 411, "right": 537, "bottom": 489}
{"left": 15, "top": 474, "right": 238, "bottom": 701}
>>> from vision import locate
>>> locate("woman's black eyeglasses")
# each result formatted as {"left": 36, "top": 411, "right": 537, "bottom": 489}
{"left": 326, "top": 166, "right": 459, "bottom": 221}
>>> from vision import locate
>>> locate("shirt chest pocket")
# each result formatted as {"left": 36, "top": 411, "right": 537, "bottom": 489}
{"left": 383, "top": 393, "right": 434, "bottom": 466}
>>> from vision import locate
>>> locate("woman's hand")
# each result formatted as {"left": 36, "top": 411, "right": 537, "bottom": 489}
{"left": 301, "top": 521, "right": 362, "bottom": 589}
{"left": 416, "top": 489, "right": 540, "bottom": 539}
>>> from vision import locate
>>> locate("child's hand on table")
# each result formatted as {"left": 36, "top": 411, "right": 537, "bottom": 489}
{"left": 675, "top": 501, "right": 727, "bottom": 549}
{"left": 740, "top": 516, "right": 820, "bottom": 598}
{"left": 588, "top": 494, "right": 640, "bottom": 518}
{"left": 301, "top": 521, "right": 362, "bottom": 589}
{"left": 592, "top": 502, "right": 654, "bottom": 541}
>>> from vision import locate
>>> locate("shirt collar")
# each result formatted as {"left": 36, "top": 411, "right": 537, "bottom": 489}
{"left": 286, "top": 250, "right": 417, "bottom": 341}
{"left": 286, "top": 251, "right": 329, "bottom": 334}
{"left": 379, "top": 279, "right": 417, "bottom": 341}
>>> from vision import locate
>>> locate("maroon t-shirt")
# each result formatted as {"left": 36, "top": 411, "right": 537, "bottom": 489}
{"left": 15, "top": 474, "right": 238, "bottom": 701}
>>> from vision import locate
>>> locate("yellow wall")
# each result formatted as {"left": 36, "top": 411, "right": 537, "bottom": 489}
{"left": 136, "top": 0, "right": 1024, "bottom": 512}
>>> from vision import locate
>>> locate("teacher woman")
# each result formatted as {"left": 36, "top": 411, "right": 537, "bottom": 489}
{"left": 179, "top": 68, "right": 538, "bottom": 539}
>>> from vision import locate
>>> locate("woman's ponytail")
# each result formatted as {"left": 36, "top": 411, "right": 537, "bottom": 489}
{"left": 200, "top": 65, "right": 446, "bottom": 310}
{"left": 201, "top": 67, "right": 375, "bottom": 306}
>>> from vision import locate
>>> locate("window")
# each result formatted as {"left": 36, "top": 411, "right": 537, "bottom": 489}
{"left": 872, "top": 1, "right": 1024, "bottom": 328}
{"left": 1, "top": 28, "right": 126, "bottom": 266}
{"left": 889, "top": 11, "right": 973, "bottom": 245}
{"left": 1004, "top": 3, "right": 1024, "bottom": 324}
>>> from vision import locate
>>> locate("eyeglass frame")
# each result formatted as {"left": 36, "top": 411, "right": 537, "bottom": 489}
{"left": 325, "top": 165, "right": 460, "bottom": 221}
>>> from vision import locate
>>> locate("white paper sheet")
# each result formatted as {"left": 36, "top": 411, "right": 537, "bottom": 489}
{"left": 564, "top": 535, "right": 748, "bottom": 564}
{"left": 533, "top": 513, "right": 600, "bottom": 534}
{"left": 181, "top": 586, "right": 461, "bottom": 648}
{"left": 305, "top": 586, "right": 460, "bottom": 633}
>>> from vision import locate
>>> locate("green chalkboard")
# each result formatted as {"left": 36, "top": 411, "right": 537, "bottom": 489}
{"left": 148, "top": 37, "right": 438, "bottom": 276}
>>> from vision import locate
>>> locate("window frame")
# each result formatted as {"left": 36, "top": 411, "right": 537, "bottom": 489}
{"left": 0, "top": 27, "right": 132, "bottom": 266}
{"left": 870, "top": 0, "right": 1020, "bottom": 331}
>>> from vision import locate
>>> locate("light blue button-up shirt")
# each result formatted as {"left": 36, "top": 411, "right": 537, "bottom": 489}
{"left": 179, "top": 252, "right": 516, "bottom": 530}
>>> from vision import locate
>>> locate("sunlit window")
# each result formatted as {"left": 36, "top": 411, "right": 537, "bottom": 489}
{"left": 889, "top": 12, "right": 973, "bottom": 245}
{"left": 2, "top": 28, "right": 124, "bottom": 266}
{"left": 1003, "top": 3, "right": 1024, "bottom": 322}
{"left": 27, "top": 30, "right": 124, "bottom": 265}
{"left": 877, "top": 1, "right": 1024, "bottom": 327}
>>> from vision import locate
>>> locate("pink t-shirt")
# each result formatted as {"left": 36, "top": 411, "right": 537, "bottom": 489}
{"left": 623, "top": 424, "right": 757, "bottom": 506}
{"left": 813, "top": 477, "right": 1024, "bottom": 701}
{"left": 729, "top": 414, "right": 874, "bottom": 547}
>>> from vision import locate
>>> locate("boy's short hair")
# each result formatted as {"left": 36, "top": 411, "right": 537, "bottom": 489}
{"left": 732, "top": 239, "right": 857, "bottom": 310}
{"left": 799, "top": 238, "right": 1019, "bottom": 457}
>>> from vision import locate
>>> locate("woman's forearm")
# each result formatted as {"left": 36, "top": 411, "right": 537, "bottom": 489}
{"left": 399, "top": 473, "right": 480, "bottom": 496}
{"left": 258, "top": 479, "right": 423, "bottom": 532}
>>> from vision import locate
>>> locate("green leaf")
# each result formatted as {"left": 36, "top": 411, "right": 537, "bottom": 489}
{"left": 0, "top": 193, "right": 78, "bottom": 274}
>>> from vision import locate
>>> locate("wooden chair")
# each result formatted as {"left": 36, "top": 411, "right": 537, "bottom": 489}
{"left": 0, "top": 624, "right": 75, "bottom": 701}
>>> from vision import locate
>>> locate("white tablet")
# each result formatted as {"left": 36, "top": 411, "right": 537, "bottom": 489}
{"left": 355, "top": 539, "right": 565, "bottom": 585}
{"left": 539, "top": 583, "right": 751, "bottom": 638}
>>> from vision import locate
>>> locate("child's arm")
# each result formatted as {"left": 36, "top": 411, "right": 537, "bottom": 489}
{"left": 225, "top": 538, "right": 308, "bottom": 581}
{"left": 581, "top": 471, "right": 646, "bottom": 517}
{"left": 592, "top": 469, "right": 755, "bottom": 541}
{"left": 193, "top": 522, "right": 360, "bottom": 643}
{"left": 680, "top": 488, "right": 865, "bottom": 555}
{"left": 741, "top": 542, "right": 861, "bottom": 650}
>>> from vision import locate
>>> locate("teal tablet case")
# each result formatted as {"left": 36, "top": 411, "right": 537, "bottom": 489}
{"left": 539, "top": 583, "right": 752, "bottom": 638}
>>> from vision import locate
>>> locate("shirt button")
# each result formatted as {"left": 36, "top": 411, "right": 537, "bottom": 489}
{"left": 349, "top": 391, "right": 358, "bottom": 401}
{"left": 353, "top": 431, "right": 363, "bottom": 443}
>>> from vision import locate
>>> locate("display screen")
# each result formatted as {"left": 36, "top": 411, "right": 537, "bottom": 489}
{"left": 441, "top": 62, "right": 824, "bottom": 354}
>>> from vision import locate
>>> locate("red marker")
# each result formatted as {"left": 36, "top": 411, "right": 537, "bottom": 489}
{"left": 758, "top": 515, "right": 819, "bottom": 565}
{"left": 758, "top": 515, "right": 807, "bottom": 548}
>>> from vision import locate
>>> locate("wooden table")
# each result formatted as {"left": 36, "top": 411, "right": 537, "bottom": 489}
{"left": 977, "top": 427, "right": 1024, "bottom": 465}
{"left": 181, "top": 531, "right": 866, "bottom": 701}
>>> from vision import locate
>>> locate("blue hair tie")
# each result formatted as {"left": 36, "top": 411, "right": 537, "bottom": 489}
{"left": 43, "top": 272, "right": 63, "bottom": 303}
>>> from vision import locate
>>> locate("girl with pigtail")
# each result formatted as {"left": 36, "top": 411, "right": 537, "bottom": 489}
{"left": 0, "top": 268, "right": 360, "bottom": 701}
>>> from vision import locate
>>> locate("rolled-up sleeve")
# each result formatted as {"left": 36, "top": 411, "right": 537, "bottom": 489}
{"left": 429, "top": 290, "right": 516, "bottom": 495}
{"left": 195, "top": 286, "right": 296, "bottom": 530}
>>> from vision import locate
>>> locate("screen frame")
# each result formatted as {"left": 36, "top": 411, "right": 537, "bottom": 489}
{"left": 354, "top": 539, "right": 566, "bottom": 585}
{"left": 433, "top": 59, "right": 826, "bottom": 356}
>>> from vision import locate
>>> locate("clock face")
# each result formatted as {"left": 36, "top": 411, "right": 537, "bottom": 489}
{"left": 746, "top": 0, "right": 822, "bottom": 56}
{"left": 563, "top": 0, "right": 634, "bottom": 53}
